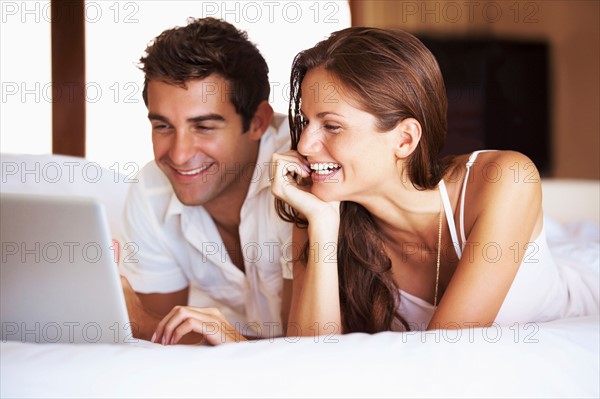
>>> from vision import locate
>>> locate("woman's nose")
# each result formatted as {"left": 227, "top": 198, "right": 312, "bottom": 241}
{"left": 297, "top": 125, "right": 323, "bottom": 156}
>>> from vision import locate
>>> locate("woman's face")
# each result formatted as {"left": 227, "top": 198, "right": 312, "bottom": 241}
{"left": 297, "top": 67, "right": 399, "bottom": 203}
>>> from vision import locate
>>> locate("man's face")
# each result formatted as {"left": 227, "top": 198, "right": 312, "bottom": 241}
{"left": 147, "top": 76, "right": 261, "bottom": 207}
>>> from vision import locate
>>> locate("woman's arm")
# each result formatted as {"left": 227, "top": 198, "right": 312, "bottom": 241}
{"left": 286, "top": 220, "right": 342, "bottom": 337}
{"left": 428, "top": 151, "right": 543, "bottom": 330}
{"left": 271, "top": 150, "right": 343, "bottom": 336}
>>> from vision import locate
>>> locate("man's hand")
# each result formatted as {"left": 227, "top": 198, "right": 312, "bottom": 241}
{"left": 152, "top": 306, "right": 247, "bottom": 346}
{"left": 121, "top": 276, "right": 244, "bottom": 345}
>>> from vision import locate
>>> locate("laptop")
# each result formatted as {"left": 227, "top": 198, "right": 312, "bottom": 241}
{"left": 1, "top": 193, "right": 133, "bottom": 344}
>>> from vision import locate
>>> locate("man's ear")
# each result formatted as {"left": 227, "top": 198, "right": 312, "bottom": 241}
{"left": 247, "top": 101, "right": 274, "bottom": 141}
{"left": 393, "top": 118, "right": 422, "bottom": 159}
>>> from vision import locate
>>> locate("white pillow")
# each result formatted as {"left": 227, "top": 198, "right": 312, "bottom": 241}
{"left": 541, "top": 178, "right": 600, "bottom": 224}
{"left": 1, "top": 153, "right": 131, "bottom": 242}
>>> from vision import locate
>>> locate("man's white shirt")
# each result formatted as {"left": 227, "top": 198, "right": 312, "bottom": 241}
{"left": 120, "top": 114, "right": 292, "bottom": 338}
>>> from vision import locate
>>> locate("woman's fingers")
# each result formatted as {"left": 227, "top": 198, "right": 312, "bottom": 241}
{"left": 271, "top": 152, "right": 316, "bottom": 207}
{"left": 271, "top": 151, "right": 342, "bottom": 224}
{"left": 271, "top": 151, "right": 310, "bottom": 185}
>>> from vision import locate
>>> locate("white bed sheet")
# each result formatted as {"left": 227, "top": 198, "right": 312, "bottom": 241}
{"left": 1, "top": 315, "right": 598, "bottom": 398}
{"left": 1, "top": 169, "right": 598, "bottom": 399}
{"left": 2, "top": 216, "right": 599, "bottom": 398}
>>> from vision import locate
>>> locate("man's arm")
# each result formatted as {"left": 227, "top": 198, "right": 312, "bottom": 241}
{"left": 121, "top": 275, "right": 188, "bottom": 341}
{"left": 139, "top": 288, "right": 189, "bottom": 317}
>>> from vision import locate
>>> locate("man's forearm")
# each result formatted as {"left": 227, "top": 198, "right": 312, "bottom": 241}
{"left": 130, "top": 306, "right": 162, "bottom": 341}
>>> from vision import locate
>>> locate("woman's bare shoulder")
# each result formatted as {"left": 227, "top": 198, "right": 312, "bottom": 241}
{"left": 447, "top": 150, "right": 540, "bottom": 184}
{"left": 444, "top": 150, "right": 542, "bottom": 218}
{"left": 471, "top": 151, "right": 542, "bottom": 214}
{"left": 470, "top": 150, "right": 540, "bottom": 186}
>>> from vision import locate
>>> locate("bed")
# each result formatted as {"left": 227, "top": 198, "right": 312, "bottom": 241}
{"left": 1, "top": 154, "right": 599, "bottom": 398}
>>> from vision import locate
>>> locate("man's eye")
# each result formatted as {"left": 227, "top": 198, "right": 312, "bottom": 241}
{"left": 194, "top": 125, "right": 215, "bottom": 131}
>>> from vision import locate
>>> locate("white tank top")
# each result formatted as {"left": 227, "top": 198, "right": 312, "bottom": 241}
{"left": 395, "top": 151, "right": 599, "bottom": 331}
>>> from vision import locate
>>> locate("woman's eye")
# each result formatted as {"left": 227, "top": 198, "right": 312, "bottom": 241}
{"left": 324, "top": 124, "right": 341, "bottom": 132}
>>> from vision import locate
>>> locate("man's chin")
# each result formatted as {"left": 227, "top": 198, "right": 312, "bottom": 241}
{"left": 171, "top": 189, "right": 211, "bottom": 207}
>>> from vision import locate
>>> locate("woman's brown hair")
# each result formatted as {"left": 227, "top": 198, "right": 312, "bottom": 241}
{"left": 276, "top": 27, "right": 449, "bottom": 333}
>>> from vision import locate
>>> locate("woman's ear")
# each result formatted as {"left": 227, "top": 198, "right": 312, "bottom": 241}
{"left": 393, "top": 118, "right": 422, "bottom": 159}
{"left": 247, "top": 101, "right": 274, "bottom": 141}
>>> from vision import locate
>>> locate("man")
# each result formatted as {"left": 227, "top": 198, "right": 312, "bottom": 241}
{"left": 120, "top": 17, "right": 292, "bottom": 345}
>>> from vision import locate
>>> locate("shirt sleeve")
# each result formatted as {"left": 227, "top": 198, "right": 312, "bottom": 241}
{"left": 119, "top": 165, "right": 189, "bottom": 293}
{"left": 279, "top": 255, "right": 294, "bottom": 280}
{"left": 273, "top": 114, "right": 295, "bottom": 280}
{"left": 278, "top": 213, "right": 294, "bottom": 280}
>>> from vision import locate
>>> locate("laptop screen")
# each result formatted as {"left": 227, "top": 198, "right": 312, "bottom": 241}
{"left": 1, "top": 193, "right": 133, "bottom": 344}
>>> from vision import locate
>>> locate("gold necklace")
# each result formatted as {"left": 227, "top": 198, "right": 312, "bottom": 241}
{"left": 433, "top": 199, "right": 443, "bottom": 307}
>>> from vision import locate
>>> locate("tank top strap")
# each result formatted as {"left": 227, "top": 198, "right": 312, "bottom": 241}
{"left": 438, "top": 179, "right": 462, "bottom": 258}
{"left": 458, "top": 150, "right": 498, "bottom": 246}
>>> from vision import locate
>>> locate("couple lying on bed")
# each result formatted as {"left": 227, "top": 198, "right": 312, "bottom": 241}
{"left": 120, "top": 18, "right": 599, "bottom": 345}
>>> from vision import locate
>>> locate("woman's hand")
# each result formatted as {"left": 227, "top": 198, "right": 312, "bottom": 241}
{"left": 271, "top": 151, "right": 343, "bottom": 337}
{"left": 270, "top": 150, "right": 340, "bottom": 224}
{"left": 151, "top": 306, "right": 247, "bottom": 346}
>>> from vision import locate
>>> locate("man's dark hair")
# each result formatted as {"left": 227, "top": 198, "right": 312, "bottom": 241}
{"left": 139, "top": 17, "right": 270, "bottom": 131}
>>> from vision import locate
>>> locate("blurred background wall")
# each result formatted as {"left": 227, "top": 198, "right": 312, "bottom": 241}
{"left": 2, "top": 1, "right": 597, "bottom": 179}
{"left": 350, "top": 0, "right": 599, "bottom": 178}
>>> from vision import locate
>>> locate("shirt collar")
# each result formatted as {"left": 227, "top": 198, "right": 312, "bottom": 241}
{"left": 242, "top": 113, "right": 290, "bottom": 201}
{"left": 164, "top": 192, "right": 185, "bottom": 222}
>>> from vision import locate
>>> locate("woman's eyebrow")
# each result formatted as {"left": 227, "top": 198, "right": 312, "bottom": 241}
{"left": 316, "top": 111, "right": 345, "bottom": 119}
{"left": 299, "top": 110, "right": 345, "bottom": 119}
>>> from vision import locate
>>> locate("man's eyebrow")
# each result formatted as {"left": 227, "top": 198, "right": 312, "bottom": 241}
{"left": 147, "top": 112, "right": 169, "bottom": 122}
{"left": 147, "top": 113, "right": 226, "bottom": 123}
{"left": 187, "top": 114, "right": 225, "bottom": 124}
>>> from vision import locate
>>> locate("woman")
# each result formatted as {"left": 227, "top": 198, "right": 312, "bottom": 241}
{"left": 271, "top": 27, "right": 598, "bottom": 335}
